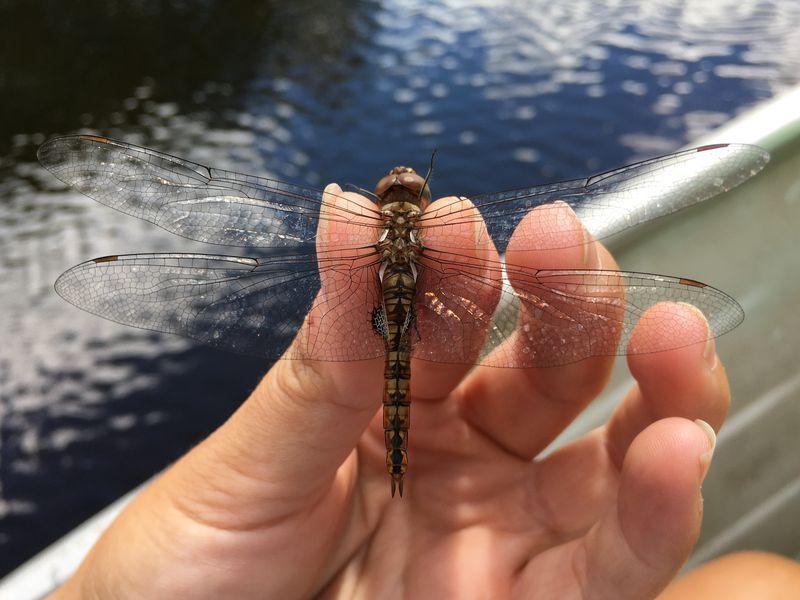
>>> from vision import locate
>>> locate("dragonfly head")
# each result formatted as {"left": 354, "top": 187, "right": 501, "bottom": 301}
{"left": 375, "top": 166, "right": 431, "bottom": 211}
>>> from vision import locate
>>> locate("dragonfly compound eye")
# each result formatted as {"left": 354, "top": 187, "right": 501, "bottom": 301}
{"left": 375, "top": 166, "right": 431, "bottom": 207}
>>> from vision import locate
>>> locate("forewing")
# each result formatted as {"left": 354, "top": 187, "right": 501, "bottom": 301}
{"left": 419, "top": 144, "right": 768, "bottom": 253}
{"left": 38, "top": 135, "right": 383, "bottom": 248}
{"left": 413, "top": 258, "right": 743, "bottom": 368}
{"left": 54, "top": 252, "right": 385, "bottom": 361}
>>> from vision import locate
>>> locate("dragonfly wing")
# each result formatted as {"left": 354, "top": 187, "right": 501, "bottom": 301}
{"left": 38, "top": 135, "right": 383, "bottom": 248}
{"left": 419, "top": 144, "right": 769, "bottom": 253}
{"left": 55, "top": 252, "right": 385, "bottom": 361}
{"left": 413, "top": 257, "right": 743, "bottom": 368}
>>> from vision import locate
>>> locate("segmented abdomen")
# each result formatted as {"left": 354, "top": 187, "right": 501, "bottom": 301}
{"left": 381, "top": 263, "right": 416, "bottom": 497}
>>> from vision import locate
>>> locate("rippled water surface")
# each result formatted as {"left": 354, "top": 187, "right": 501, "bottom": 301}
{"left": 1, "top": 0, "right": 799, "bottom": 575}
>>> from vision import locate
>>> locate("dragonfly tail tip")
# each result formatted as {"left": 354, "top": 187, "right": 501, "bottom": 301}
{"left": 390, "top": 477, "right": 404, "bottom": 498}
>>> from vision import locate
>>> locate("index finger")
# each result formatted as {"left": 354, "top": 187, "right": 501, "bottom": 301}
{"left": 173, "top": 184, "right": 385, "bottom": 516}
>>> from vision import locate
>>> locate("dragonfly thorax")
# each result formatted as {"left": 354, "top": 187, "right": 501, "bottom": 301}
{"left": 378, "top": 202, "right": 422, "bottom": 266}
{"left": 374, "top": 166, "right": 428, "bottom": 266}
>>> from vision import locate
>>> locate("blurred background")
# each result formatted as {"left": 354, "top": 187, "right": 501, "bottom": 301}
{"left": 1, "top": 0, "right": 799, "bottom": 584}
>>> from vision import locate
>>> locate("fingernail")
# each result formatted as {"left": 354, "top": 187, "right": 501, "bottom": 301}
{"left": 473, "top": 201, "right": 487, "bottom": 247}
{"left": 694, "top": 419, "right": 716, "bottom": 482}
{"left": 703, "top": 335, "right": 718, "bottom": 370}
{"left": 582, "top": 226, "right": 600, "bottom": 268}
{"left": 324, "top": 183, "right": 341, "bottom": 195}
{"left": 679, "top": 302, "right": 717, "bottom": 371}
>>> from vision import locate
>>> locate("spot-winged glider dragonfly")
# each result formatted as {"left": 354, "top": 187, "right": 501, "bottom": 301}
{"left": 38, "top": 135, "right": 768, "bottom": 496}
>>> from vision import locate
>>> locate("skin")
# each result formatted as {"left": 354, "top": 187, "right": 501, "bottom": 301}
{"left": 660, "top": 551, "right": 800, "bottom": 599}
{"left": 52, "top": 185, "right": 730, "bottom": 600}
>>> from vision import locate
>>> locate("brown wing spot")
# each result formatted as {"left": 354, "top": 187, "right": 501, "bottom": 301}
{"left": 696, "top": 143, "right": 728, "bottom": 152}
{"left": 679, "top": 277, "right": 706, "bottom": 288}
{"left": 79, "top": 135, "right": 110, "bottom": 144}
{"left": 93, "top": 255, "right": 119, "bottom": 263}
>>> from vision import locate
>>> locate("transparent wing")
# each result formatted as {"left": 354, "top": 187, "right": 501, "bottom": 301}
{"left": 54, "top": 252, "right": 385, "bottom": 361}
{"left": 420, "top": 144, "right": 769, "bottom": 253}
{"left": 45, "top": 137, "right": 756, "bottom": 367}
{"left": 38, "top": 135, "right": 383, "bottom": 248}
{"left": 413, "top": 254, "right": 743, "bottom": 368}
{"left": 55, "top": 250, "right": 743, "bottom": 367}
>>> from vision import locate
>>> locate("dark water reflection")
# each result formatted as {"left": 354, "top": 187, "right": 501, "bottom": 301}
{"left": 1, "top": 0, "right": 799, "bottom": 575}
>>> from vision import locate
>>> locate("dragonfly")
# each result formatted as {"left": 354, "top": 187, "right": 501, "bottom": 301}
{"left": 38, "top": 135, "right": 768, "bottom": 496}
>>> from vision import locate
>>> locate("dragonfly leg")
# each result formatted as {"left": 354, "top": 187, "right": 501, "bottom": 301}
{"left": 372, "top": 305, "right": 389, "bottom": 340}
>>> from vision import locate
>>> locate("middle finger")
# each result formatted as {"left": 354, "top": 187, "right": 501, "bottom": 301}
{"left": 459, "top": 202, "right": 621, "bottom": 459}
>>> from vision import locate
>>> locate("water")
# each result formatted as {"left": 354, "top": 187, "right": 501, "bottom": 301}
{"left": 1, "top": 0, "right": 799, "bottom": 577}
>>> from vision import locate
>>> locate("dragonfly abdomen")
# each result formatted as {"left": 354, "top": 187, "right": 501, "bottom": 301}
{"left": 380, "top": 263, "right": 416, "bottom": 497}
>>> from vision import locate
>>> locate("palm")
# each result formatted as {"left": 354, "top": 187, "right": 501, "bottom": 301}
{"left": 306, "top": 335, "right": 711, "bottom": 599}
{"left": 346, "top": 391, "right": 577, "bottom": 597}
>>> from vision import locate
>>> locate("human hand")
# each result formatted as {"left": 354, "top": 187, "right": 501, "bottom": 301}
{"left": 52, "top": 187, "right": 727, "bottom": 599}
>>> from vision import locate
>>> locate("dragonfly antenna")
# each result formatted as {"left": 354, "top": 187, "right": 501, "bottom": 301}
{"left": 419, "top": 148, "right": 437, "bottom": 201}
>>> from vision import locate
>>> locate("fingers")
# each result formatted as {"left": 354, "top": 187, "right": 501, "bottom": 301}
{"left": 607, "top": 302, "right": 729, "bottom": 467}
{"left": 460, "top": 201, "right": 620, "bottom": 458}
{"left": 162, "top": 184, "right": 385, "bottom": 522}
{"left": 519, "top": 418, "right": 715, "bottom": 598}
{"left": 529, "top": 302, "right": 729, "bottom": 537}
{"left": 413, "top": 196, "right": 501, "bottom": 400}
